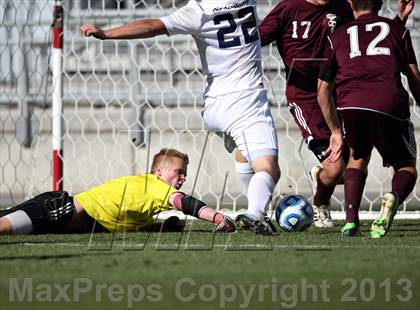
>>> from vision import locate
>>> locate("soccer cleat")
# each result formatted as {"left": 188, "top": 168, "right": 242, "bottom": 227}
{"left": 309, "top": 164, "right": 334, "bottom": 228}
{"left": 213, "top": 216, "right": 236, "bottom": 233}
{"left": 254, "top": 220, "right": 274, "bottom": 236}
{"left": 341, "top": 222, "right": 360, "bottom": 237}
{"left": 235, "top": 213, "right": 257, "bottom": 230}
{"left": 235, "top": 214, "right": 274, "bottom": 236}
{"left": 313, "top": 205, "right": 334, "bottom": 228}
{"left": 263, "top": 213, "right": 277, "bottom": 233}
{"left": 370, "top": 192, "right": 399, "bottom": 239}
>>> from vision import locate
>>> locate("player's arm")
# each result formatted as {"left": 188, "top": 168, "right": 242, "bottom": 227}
{"left": 317, "top": 35, "right": 343, "bottom": 163}
{"left": 80, "top": 19, "right": 168, "bottom": 40}
{"left": 169, "top": 192, "right": 236, "bottom": 233}
{"left": 406, "top": 64, "right": 420, "bottom": 104}
{"left": 395, "top": 0, "right": 414, "bottom": 24}
{"left": 259, "top": 4, "right": 283, "bottom": 47}
{"left": 400, "top": 25, "right": 419, "bottom": 103}
{"left": 317, "top": 79, "right": 343, "bottom": 163}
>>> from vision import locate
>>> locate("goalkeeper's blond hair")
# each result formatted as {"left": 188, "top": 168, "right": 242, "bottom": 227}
{"left": 150, "top": 148, "right": 189, "bottom": 173}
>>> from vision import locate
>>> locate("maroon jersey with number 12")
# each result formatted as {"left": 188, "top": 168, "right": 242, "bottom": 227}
{"left": 320, "top": 13, "right": 417, "bottom": 120}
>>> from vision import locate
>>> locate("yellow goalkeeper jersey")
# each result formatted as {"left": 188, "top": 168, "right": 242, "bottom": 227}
{"left": 74, "top": 173, "right": 178, "bottom": 232}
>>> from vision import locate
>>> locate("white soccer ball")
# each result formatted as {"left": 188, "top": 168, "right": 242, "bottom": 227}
{"left": 275, "top": 194, "right": 314, "bottom": 232}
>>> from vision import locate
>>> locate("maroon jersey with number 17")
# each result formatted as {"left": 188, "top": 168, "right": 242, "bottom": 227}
{"left": 259, "top": 0, "right": 353, "bottom": 101}
{"left": 320, "top": 13, "right": 417, "bottom": 120}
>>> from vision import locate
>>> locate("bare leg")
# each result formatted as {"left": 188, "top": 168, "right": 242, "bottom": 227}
{"left": 0, "top": 217, "right": 13, "bottom": 235}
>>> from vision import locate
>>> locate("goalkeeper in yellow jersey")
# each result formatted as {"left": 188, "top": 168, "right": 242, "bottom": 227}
{"left": 0, "top": 148, "right": 235, "bottom": 234}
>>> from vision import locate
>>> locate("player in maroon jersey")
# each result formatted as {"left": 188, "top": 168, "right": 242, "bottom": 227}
{"left": 317, "top": 0, "right": 420, "bottom": 237}
{"left": 257, "top": 0, "right": 413, "bottom": 228}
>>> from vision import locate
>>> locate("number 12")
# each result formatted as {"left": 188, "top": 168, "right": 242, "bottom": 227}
{"left": 347, "top": 22, "right": 391, "bottom": 59}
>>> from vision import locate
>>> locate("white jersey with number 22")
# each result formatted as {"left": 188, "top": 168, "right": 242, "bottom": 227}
{"left": 161, "top": 0, "right": 263, "bottom": 98}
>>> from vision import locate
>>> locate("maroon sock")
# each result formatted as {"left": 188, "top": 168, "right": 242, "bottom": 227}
{"left": 392, "top": 170, "right": 417, "bottom": 203}
{"left": 344, "top": 168, "right": 367, "bottom": 224}
{"left": 314, "top": 174, "right": 335, "bottom": 206}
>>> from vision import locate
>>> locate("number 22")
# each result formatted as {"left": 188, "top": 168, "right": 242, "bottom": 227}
{"left": 214, "top": 6, "right": 259, "bottom": 48}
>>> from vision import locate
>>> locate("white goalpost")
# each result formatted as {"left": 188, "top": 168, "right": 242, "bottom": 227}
{"left": 52, "top": 0, "right": 64, "bottom": 191}
{"left": 0, "top": 0, "right": 419, "bottom": 220}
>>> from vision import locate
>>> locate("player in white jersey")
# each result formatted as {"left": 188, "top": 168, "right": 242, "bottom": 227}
{"left": 80, "top": 0, "right": 281, "bottom": 235}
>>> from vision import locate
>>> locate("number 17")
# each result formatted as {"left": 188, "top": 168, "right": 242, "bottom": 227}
{"left": 292, "top": 20, "right": 311, "bottom": 39}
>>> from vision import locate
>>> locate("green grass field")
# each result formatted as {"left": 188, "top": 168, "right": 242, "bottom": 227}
{"left": 1, "top": 220, "right": 419, "bottom": 310}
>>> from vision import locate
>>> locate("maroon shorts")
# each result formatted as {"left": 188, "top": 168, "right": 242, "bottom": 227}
{"left": 340, "top": 109, "right": 417, "bottom": 167}
{"left": 288, "top": 98, "right": 333, "bottom": 162}
{"left": 288, "top": 100, "right": 331, "bottom": 143}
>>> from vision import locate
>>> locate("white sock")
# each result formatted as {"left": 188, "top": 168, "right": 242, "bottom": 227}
{"left": 247, "top": 171, "right": 275, "bottom": 218}
{"left": 4, "top": 210, "right": 33, "bottom": 234}
{"left": 235, "top": 161, "right": 254, "bottom": 195}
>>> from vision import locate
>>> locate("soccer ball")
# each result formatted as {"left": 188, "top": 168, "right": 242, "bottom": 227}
{"left": 275, "top": 194, "right": 314, "bottom": 232}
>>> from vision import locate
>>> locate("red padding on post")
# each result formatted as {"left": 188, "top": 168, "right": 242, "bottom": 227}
{"left": 53, "top": 27, "right": 63, "bottom": 49}
{"left": 53, "top": 149, "right": 63, "bottom": 191}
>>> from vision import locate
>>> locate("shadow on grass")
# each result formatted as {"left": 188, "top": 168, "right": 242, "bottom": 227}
{"left": 0, "top": 251, "right": 118, "bottom": 261}
{"left": 0, "top": 240, "right": 78, "bottom": 246}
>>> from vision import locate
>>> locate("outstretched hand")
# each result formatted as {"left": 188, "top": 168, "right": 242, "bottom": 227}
{"left": 324, "top": 131, "right": 343, "bottom": 164}
{"left": 80, "top": 24, "right": 106, "bottom": 40}
{"left": 213, "top": 217, "right": 236, "bottom": 233}
{"left": 397, "top": 0, "right": 415, "bottom": 22}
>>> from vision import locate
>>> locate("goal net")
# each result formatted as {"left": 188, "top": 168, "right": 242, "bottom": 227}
{"left": 0, "top": 0, "right": 419, "bottom": 219}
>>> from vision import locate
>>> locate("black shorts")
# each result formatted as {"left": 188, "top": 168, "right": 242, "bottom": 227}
{"left": 308, "top": 138, "right": 350, "bottom": 164}
{"left": 340, "top": 109, "right": 417, "bottom": 167}
{"left": 0, "top": 191, "right": 104, "bottom": 234}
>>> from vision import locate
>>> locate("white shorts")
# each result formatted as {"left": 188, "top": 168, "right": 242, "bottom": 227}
{"left": 202, "top": 88, "right": 278, "bottom": 162}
